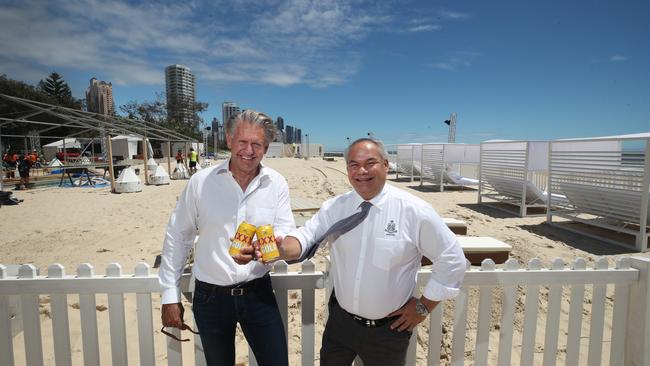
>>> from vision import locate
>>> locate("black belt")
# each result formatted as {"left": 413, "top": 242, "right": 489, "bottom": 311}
{"left": 195, "top": 273, "right": 269, "bottom": 296}
{"left": 330, "top": 294, "right": 398, "bottom": 328}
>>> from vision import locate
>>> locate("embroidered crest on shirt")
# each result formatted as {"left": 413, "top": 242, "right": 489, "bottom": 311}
{"left": 384, "top": 220, "right": 397, "bottom": 236}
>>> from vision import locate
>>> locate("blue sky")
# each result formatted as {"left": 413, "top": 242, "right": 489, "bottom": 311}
{"left": 1, "top": 0, "right": 648, "bottom": 151}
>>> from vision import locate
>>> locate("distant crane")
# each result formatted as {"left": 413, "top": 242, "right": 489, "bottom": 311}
{"left": 444, "top": 113, "right": 457, "bottom": 143}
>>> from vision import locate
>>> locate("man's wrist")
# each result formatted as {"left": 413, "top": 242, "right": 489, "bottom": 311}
{"left": 418, "top": 296, "right": 439, "bottom": 314}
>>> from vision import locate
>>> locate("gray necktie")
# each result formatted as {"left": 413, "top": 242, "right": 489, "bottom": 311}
{"left": 289, "top": 201, "right": 373, "bottom": 263}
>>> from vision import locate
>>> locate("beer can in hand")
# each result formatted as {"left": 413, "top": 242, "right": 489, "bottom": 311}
{"left": 229, "top": 221, "right": 257, "bottom": 257}
{"left": 256, "top": 224, "right": 280, "bottom": 262}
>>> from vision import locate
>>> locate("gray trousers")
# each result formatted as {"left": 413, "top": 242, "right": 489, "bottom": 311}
{"left": 321, "top": 296, "right": 412, "bottom": 366}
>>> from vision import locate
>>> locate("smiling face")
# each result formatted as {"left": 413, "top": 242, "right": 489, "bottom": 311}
{"left": 226, "top": 121, "right": 269, "bottom": 178}
{"left": 346, "top": 141, "right": 389, "bottom": 200}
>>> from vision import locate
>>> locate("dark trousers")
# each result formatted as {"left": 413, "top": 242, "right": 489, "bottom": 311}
{"left": 321, "top": 296, "right": 412, "bottom": 366}
{"left": 192, "top": 275, "right": 289, "bottom": 366}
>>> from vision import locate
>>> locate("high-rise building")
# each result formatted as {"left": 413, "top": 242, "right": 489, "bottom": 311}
{"left": 273, "top": 117, "right": 285, "bottom": 142}
{"left": 296, "top": 128, "right": 302, "bottom": 144}
{"left": 85, "top": 78, "right": 114, "bottom": 115}
{"left": 286, "top": 125, "right": 295, "bottom": 144}
{"left": 222, "top": 102, "right": 240, "bottom": 129}
{"left": 165, "top": 64, "right": 196, "bottom": 125}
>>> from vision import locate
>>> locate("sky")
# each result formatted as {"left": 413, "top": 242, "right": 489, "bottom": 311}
{"left": 1, "top": 0, "right": 648, "bottom": 151}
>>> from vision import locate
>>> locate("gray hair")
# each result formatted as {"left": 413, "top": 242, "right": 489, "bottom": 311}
{"left": 225, "top": 109, "right": 276, "bottom": 145}
{"left": 344, "top": 138, "right": 389, "bottom": 164}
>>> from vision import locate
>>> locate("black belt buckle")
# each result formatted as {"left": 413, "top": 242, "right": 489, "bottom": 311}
{"left": 231, "top": 288, "right": 244, "bottom": 296}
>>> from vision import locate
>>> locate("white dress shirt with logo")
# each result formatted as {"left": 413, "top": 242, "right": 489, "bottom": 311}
{"left": 289, "top": 184, "right": 466, "bottom": 320}
{"left": 158, "top": 159, "right": 295, "bottom": 304}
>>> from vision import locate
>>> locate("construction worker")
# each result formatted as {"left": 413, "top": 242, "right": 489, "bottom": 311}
{"left": 188, "top": 147, "right": 198, "bottom": 174}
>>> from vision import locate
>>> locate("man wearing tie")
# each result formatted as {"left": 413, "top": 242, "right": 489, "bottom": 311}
{"left": 246, "top": 137, "right": 466, "bottom": 365}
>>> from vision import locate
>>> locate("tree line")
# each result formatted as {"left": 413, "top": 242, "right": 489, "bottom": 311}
{"left": 0, "top": 72, "right": 206, "bottom": 141}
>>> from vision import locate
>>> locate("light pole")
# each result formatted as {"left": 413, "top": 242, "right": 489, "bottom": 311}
{"left": 346, "top": 136, "right": 350, "bottom": 146}
{"left": 306, "top": 133, "right": 310, "bottom": 159}
{"left": 205, "top": 125, "right": 211, "bottom": 159}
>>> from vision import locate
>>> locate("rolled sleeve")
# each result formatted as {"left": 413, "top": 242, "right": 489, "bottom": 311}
{"left": 418, "top": 207, "right": 467, "bottom": 302}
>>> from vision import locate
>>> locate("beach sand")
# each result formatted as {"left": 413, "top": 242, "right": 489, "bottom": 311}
{"left": 1, "top": 157, "right": 647, "bottom": 365}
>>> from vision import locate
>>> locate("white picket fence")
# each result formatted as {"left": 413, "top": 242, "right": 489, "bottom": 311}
{"left": 2, "top": 256, "right": 650, "bottom": 365}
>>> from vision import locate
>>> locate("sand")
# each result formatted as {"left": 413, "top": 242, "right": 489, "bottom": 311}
{"left": 1, "top": 157, "right": 648, "bottom": 365}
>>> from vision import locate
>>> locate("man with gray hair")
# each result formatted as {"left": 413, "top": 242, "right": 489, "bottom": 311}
{"left": 159, "top": 109, "right": 294, "bottom": 365}
{"left": 242, "top": 137, "right": 466, "bottom": 365}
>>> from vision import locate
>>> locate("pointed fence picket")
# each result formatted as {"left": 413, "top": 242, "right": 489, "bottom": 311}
{"left": 1, "top": 257, "right": 650, "bottom": 365}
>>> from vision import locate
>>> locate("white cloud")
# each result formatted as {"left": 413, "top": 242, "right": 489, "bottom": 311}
{"left": 610, "top": 55, "right": 628, "bottom": 62}
{"left": 438, "top": 10, "right": 469, "bottom": 20}
{"left": 426, "top": 51, "right": 480, "bottom": 71}
{"left": 408, "top": 24, "right": 441, "bottom": 32}
{"left": 0, "top": 0, "right": 404, "bottom": 88}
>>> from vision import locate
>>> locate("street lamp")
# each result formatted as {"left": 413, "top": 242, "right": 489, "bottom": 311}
{"left": 306, "top": 133, "right": 310, "bottom": 159}
{"left": 346, "top": 137, "right": 350, "bottom": 147}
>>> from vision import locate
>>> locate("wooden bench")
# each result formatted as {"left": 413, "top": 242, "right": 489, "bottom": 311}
{"left": 458, "top": 236, "right": 512, "bottom": 265}
{"left": 442, "top": 218, "right": 467, "bottom": 235}
{"left": 422, "top": 236, "right": 512, "bottom": 266}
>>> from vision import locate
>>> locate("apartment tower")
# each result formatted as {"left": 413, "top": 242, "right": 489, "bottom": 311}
{"left": 165, "top": 64, "right": 196, "bottom": 125}
{"left": 86, "top": 78, "right": 114, "bottom": 115}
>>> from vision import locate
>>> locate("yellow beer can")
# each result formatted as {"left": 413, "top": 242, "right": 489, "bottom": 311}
{"left": 229, "top": 221, "right": 257, "bottom": 257}
{"left": 256, "top": 224, "right": 280, "bottom": 262}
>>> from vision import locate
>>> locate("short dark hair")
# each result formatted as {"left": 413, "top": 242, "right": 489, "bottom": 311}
{"left": 344, "top": 138, "right": 389, "bottom": 164}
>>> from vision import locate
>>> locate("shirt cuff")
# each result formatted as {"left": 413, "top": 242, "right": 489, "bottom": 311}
{"left": 286, "top": 229, "right": 308, "bottom": 259}
{"left": 161, "top": 287, "right": 182, "bottom": 304}
{"left": 422, "top": 278, "right": 461, "bottom": 302}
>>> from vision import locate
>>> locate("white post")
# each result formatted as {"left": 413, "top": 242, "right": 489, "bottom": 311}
{"left": 637, "top": 139, "right": 650, "bottom": 251}
{"left": 625, "top": 256, "right": 650, "bottom": 365}
{"left": 520, "top": 142, "right": 531, "bottom": 217}
{"left": 546, "top": 141, "right": 553, "bottom": 224}
{"left": 477, "top": 143, "right": 483, "bottom": 204}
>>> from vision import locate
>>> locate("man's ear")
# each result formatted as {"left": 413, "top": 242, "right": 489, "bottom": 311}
{"left": 226, "top": 134, "right": 232, "bottom": 149}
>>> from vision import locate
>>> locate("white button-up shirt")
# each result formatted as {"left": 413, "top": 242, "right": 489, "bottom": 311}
{"left": 158, "top": 160, "right": 295, "bottom": 304}
{"left": 289, "top": 184, "right": 466, "bottom": 320}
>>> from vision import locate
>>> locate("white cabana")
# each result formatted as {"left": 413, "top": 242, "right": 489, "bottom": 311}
{"left": 114, "top": 167, "right": 142, "bottom": 193}
{"left": 297, "top": 143, "right": 324, "bottom": 158}
{"left": 149, "top": 165, "right": 170, "bottom": 185}
{"left": 478, "top": 140, "right": 550, "bottom": 217}
{"left": 547, "top": 133, "right": 650, "bottom": 251}
{"left": 111, "top": 135, "right": 140, "bottom": 160}
{"left": 395, "top": 144, "right": 423, "bottom": 181}
{"left": 42, "top": 138, "right": 82, "bottom": 161}
{"left": 420, "top": 143, "right": 480, "bottom": 191}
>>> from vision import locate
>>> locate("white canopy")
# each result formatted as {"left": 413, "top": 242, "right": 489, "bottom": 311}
{"left": 43, "top": 138, "right": 81, "bottom": 148}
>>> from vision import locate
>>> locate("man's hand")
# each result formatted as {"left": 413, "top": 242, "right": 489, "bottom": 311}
{"left": 161, "top": 303, "right": 185, "bottom": 329}
{"left": 388, "top": 297, "right": 439, "bottom": 332}
{"left": 233, "top": 244, "right": 257, "bottom": 265}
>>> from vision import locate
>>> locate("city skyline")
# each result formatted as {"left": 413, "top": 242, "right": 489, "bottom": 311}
{"left": 1, "top": 0, "right": 648, "bottom": 151}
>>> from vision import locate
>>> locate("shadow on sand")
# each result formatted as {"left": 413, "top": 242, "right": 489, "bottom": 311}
{"left": 408, "top": 185, "right": 477, "bottom": 193}
{"left": 457, "top": 203, "right": 519, "bottom": 219}
{"left": 518, "top": 223, "right": 636, "bottom": 256}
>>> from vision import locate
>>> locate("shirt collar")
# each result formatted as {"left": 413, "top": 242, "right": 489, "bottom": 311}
{"left": 351, "top": 183, "right": 390, "bottom": 211}
{"left": 215, "top": 158, "right": 270, "bottom": 182}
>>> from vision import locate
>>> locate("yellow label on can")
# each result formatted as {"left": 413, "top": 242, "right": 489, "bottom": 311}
{"left": 256, "top": 224, "right": 280, "bottom": 261}
{"left": 229, "top": 222, "right": 257, "bottom": 257}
